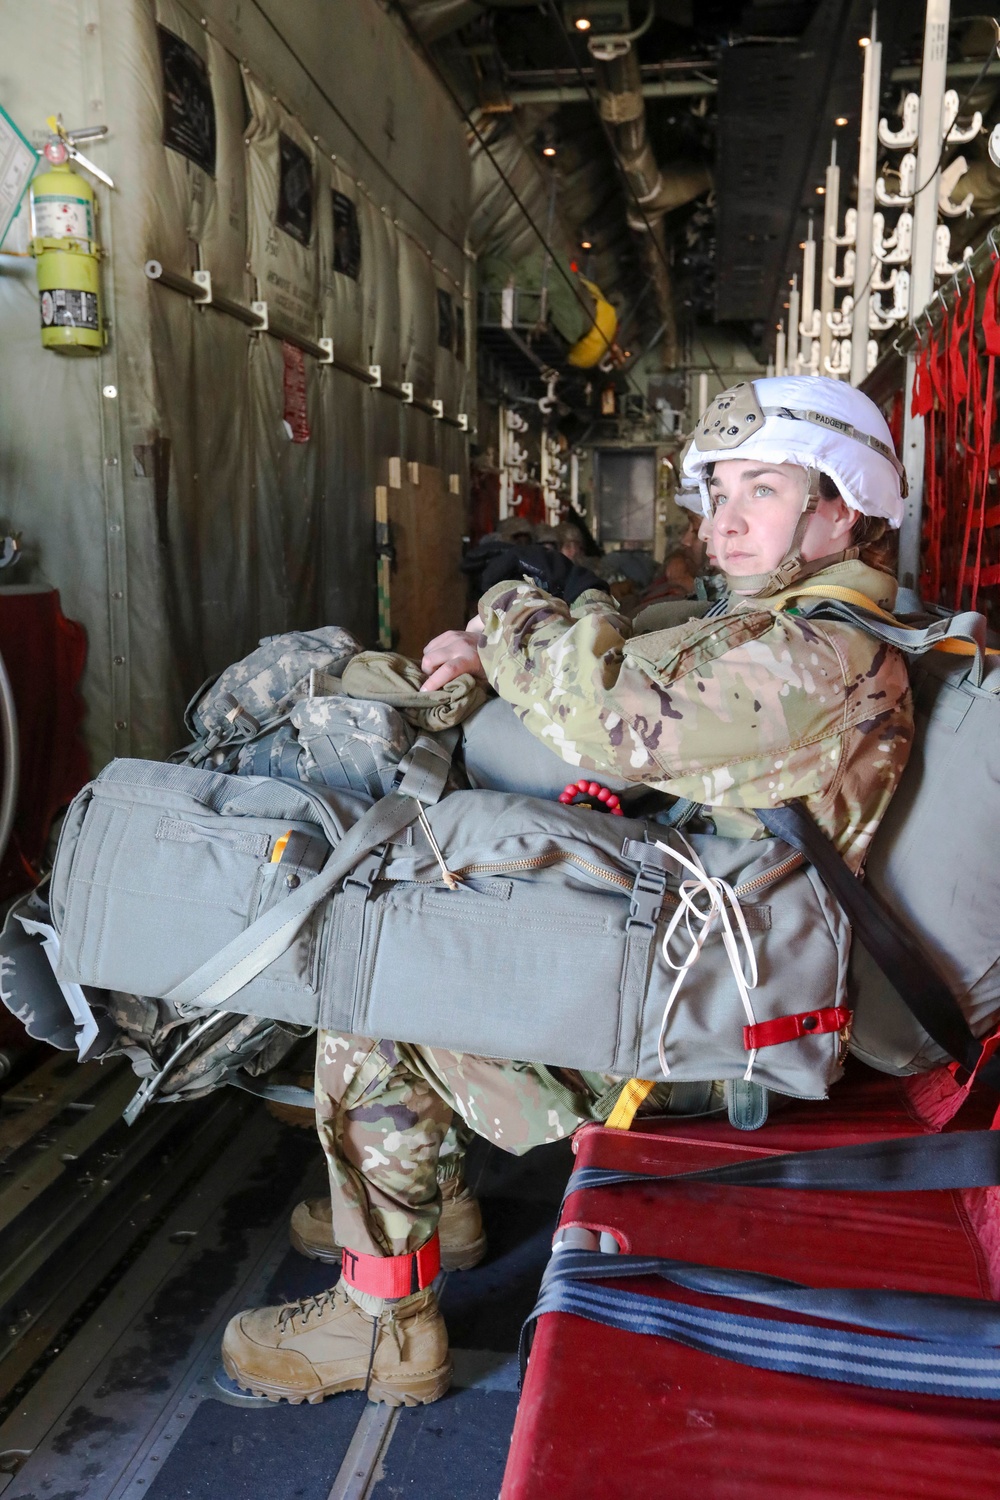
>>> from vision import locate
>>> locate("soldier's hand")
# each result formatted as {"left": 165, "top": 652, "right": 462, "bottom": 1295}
{"left": 420, "top": 625, "right": 486, "bottom": 693}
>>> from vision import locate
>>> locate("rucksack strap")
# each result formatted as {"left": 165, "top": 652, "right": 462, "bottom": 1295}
{"left": 757, "top": 799, "right": 1000, "bottom": 1093}
{"left": 781, "top": 585, "right": 992, "bottom": 685}
{"left": 228, "top": 1075, "right": 316, "bottom": 1111}
{"left": 161, "top": 726, "right": 459, "bottom": 1011}
{"left": 163, "top": 790, "right": 423, "bottom": 1009}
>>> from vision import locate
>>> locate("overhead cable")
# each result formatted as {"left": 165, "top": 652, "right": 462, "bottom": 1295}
{"left": 249, "top": 0, "right": 466, "bottom": 258}
{"left": 387, "top": 0, "right": 620, "bottom": 365}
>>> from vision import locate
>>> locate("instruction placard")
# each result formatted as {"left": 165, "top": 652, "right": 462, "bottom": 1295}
{"left": 0, "top": 103, "right": 38, "bottom": 247}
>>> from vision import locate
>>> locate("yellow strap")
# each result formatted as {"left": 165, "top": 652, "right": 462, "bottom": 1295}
{"left": 779, "top": 584, "right": 997, "bottom": 659}
{"left": 605, "top": 1077, "right": 657, "bottom": 1130}
{"left": 270, "top": 831, "right": 291, "bottom": 864}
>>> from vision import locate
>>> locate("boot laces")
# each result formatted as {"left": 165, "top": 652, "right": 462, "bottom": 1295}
{"left": 384, "top": 1305, "right": 406, "bottom": 1356}
{"left": 277, "top": 1287, "right": 339, "bottom": 1332}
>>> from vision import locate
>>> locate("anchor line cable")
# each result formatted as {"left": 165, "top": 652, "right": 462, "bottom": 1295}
{"left": 541, "top": 0, "right": 724, "bottom": 386}
{"left": 388, "top": 0, "right": 623, "bottom": 370}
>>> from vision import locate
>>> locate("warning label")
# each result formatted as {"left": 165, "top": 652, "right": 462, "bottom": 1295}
{"left": 32, "top": 194, "right": 93, "bottom": 242}
{"left": 40, "top": 288, "right": 99, "bottom": 330}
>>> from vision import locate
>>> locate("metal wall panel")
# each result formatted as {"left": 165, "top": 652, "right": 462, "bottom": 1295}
{"left": 0, "top": 0, "right": 469, "bottom": 768}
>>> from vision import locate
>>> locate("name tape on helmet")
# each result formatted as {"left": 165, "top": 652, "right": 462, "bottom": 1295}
{"left": 693, "top": 382, "right": 907, "bottom": 497}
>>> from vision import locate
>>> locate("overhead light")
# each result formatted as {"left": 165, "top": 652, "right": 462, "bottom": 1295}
{"left": 835, "top": 115, "right": 849, "bottom": 126}
{"left": 564, "top": 0, "right": 632, "bottom": 37}
{"left": 543, "top": 144, "right": 557, "bottom": 157}
{"left": 816, "top": 185, "right": 826, "bottom": 194}
{"left": 581, "top": 238, "right": 593, "bottom": 249}
{"left": 859, "top": 35, "right": 871, "bottom": 47}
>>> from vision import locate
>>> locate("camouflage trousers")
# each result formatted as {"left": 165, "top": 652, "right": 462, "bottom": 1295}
{"left": 314, "top": 1030, "right": 601, "bottom": 1257}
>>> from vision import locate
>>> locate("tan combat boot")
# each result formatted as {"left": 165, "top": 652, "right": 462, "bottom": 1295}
{"left": 221, "top": 1281, "right": 452, "bottom": 1407}
{"left": 290, "top": 1176, "right": 487, "bottom": 1272}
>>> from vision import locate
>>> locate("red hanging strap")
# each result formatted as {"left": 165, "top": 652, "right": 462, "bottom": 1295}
{"left": 923, "top": 325, "right": 947, "bottom": 602}
{"left": 969, "top": 350, "right": 994, "bottom": 610}
{"left": 955, "top": 280, "right": 984, "bottom": 611}
{"left": 967, "top": 256, "right": 1000, "bottom": 610}
{"left": 911, "top": 340, "right": 933, "bottom": 417}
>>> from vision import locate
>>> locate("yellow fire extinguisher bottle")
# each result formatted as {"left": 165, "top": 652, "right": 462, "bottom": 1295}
{"left": 29, "top": 149, "right": 104, "bottom": 355}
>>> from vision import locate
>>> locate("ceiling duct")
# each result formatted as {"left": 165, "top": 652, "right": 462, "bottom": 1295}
{"left": 591, "top": 43, "right": 711, "bottom": 366}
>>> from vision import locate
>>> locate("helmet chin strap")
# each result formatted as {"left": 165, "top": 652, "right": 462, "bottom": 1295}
{"left": 723, "top": 467, "right": 854, "bottom": 599}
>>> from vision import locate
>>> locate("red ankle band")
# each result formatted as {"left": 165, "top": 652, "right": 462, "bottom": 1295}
{"left": 340, "top": 1233, "right": 441, "bottom": 1298}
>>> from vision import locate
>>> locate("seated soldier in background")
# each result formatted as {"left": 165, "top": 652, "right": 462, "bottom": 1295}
{"left": 222, "top": 377, "right": 913, "bottom": 1412}
{"left": 632, "top": 486, "right": 725, "bottom": 628}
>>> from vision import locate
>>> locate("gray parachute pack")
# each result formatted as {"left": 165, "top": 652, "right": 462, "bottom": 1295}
{"left": 4, "top": 600, "right": 1000, "bottom": 1127}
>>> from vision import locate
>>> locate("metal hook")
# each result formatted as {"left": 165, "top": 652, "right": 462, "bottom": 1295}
{"left": 989, "top": 223, "right": 1000, "bottom": 262}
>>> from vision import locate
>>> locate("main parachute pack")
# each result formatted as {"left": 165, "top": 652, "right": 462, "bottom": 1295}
{"left": 3, "top": 594, "right": 1000, "bottom": 1126}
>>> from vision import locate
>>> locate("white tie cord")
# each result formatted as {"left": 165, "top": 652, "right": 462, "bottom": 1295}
{"left": 653, "top": 837, "right": 760, "bottom": 1082}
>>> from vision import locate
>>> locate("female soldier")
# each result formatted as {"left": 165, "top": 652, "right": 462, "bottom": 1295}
{"left": 222, "top": 376, "right": 913, "bottom": 1409}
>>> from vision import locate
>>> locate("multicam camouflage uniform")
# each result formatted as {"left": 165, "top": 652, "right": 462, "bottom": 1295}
{"left": 315, "top": 558, "right": 914, "bottom": 1258}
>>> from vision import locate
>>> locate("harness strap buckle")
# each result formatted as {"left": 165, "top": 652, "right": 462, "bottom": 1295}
{"left": 342, "top": 847, "right": 387, "bottom": 892}
{"left": 627, "top": 862, "right": 667, "bottom": 932}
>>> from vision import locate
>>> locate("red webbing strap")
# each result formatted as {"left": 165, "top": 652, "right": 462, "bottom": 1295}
{"left": 956, "top": 279, "right": 984, "bottom": 611}
{"left": 967, "top": 255, "right": 1000, "bottom": 610}
{"left": 340, "top": 1233, "right": 441, "bottom": 1298}
{"left": 950, "top": 282, "right": 972, "bottom": 404}
{"left": 911, "top": 340, "right": 933, "bottom": 417}
{"left": 946, "top": 291, "right": 972, "bottom": 604}
{"left": 982, "top": 254, "right": 1000, "bottom": 357}
{"left": 743, "top": 1007, "right": 851, "bottom": 1051}
{"left": 923, "top": 326, "right": 947, "bottom": 602}
{"left": 912, "top": 338, "right": 936, "bottom": 600}
{"left": 970, "top": 353, "right": 994, "bottom": 610}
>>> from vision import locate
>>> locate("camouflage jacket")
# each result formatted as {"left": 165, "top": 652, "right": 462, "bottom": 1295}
{"left": 478, "top": 559, "right": 913, "bottom": 872}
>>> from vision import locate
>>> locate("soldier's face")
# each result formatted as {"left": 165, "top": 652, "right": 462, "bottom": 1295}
{"left": 709, "top": 460, "right": 853, "bottom": 575}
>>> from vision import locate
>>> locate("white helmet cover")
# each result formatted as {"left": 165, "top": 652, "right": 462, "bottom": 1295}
{"left": 681, "top": 375, "right": 905, "bottom": 529}
{"left": 676, "top": 487, "right": 704, "bottom": 516}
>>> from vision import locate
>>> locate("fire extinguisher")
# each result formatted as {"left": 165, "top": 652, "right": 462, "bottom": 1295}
{"left": 29, "top": 132, "right": 105, "bottom": 355}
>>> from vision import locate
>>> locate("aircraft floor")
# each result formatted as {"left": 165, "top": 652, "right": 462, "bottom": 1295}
{"left": 0, "top": 1057, "right": 573, "bottom": 1500}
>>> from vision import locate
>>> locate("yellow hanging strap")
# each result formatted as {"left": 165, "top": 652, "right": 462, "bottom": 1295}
{"left": 605, "top": 1077, "right": 657, "bottom": 1130}
{"left": 778, "top": 585, "right": 999, "bottom": 658}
